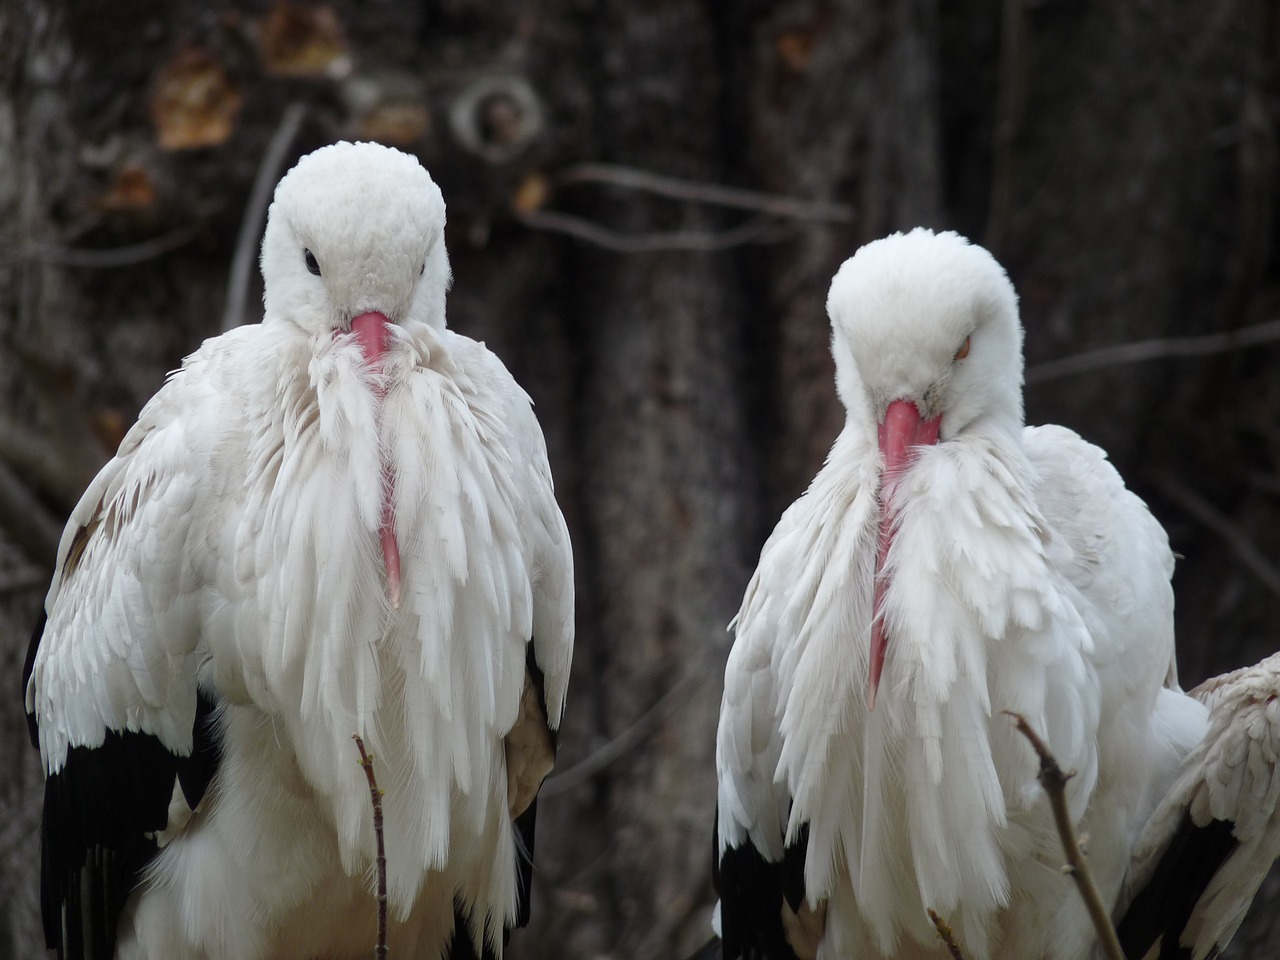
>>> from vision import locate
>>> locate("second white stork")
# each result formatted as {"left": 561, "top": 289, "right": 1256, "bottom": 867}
{"left": 23, "top": 140, "right": 574, "bottom": 960}
{"left": 714, "top": 228, "right": 1208, "bottom": 960}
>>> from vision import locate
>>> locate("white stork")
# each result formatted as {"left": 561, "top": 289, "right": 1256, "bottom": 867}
{"left": 23, "top": 140, "right": 574, "bottom": 960}
{"left": 713, "top": 228, "right": 1222, "bottom": 960}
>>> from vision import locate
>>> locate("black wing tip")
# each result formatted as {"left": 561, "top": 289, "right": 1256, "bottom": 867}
{"left": 781, "top": 824, "right": 809, "bottom": 914}
{"left": 39, "top": 691, "right": 225, "bottom": 960}
{"left": 41, "top": 734, "right": 170, "bottom": 958}
{"left": 717, "top": 825, "right": 808, "bottom": 960}
{"left": 1115, "top": 813, "right": 1238, "bottom": 960}
{"left": 447, "top": 899, "right": 502, "bottom": 960}
{"left": 513, "top": 797, "right": 538, "bottom": 930}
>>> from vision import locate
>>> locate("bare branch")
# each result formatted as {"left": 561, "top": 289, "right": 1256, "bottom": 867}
{"left": 1005, "top": 712, "right": 1125, "bottom": 960}
{"left": 0, "top": 224, "right": 201, "bottom": 269}
{"left": 513, "top": 208, "right": 791, "bottom": 254}
{"left": 0, "top": 565, "right": 48, "bottom": 595}
{"left": 926, "top": 909, "right": 967, "bottom": 960}
{"left": 540, "top": 661, "right": 710, "bottom": 798}
{"left": 0, "top": 418, "right": 96, "bottom": 508}
{"left": 222, "top": 103, "right": 308, "bottom": 331}
{"left": 1243, "top": 469, "right": 1280, "bottom": 498}
{"left": 1025, "top": 318, "right": 1280, "bottom": 385}
{"left": 0, "top": 458, "right": 62, "bottom": 569}
{"left": 556, "top": 162, "right": 855, "bottom": 224}
{"left": 352, "top": 734, "right": 388, "bottom": 960}
{"left": 1152, "top": 471, "right": 1280, "bottom": 602}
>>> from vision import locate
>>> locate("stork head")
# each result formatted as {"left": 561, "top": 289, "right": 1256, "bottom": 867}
{"left": 825, "top": 229, "right": 1023, "bottom": 707}
{"left": 827, "top": 228, "right": 1023, "bottom": 443}
{"left": 260, "top": 141, "right": 451, "bottom": 341}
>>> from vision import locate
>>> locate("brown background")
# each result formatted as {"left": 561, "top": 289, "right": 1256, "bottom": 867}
{"left": 2, "top": 1, "right": 1279, "bottom": 957}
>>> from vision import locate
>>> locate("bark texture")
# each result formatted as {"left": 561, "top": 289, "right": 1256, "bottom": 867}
{"left": 3, "top": 2, "right": 1280, "bottom": 958}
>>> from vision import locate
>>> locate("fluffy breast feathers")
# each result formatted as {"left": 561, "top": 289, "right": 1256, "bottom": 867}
{"left": 27, "top": 317, "right": 573, "bottom": 939}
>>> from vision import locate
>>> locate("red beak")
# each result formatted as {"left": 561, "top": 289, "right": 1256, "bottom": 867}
{"left": 351, "top": 311, "right": 402, "bottom": 608}
{"left": 352, "top": 311, "right": 393, "bottom": 367}
{"left": 869, "top": 399, "right": 941, "bottom": 710}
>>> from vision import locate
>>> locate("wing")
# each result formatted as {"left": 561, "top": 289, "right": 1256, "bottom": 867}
{"left": 715, "top": 504, "right": 819, "bottom": 960}
{"left": 454, "top": 336, "right": 574, "bottom": 944}
{"left": 22, "top": 348, "right": 230, "bottom": 960}
{"left": 1116, "top": 654, "right": 1280, "bottom": 960}
{"left": 1023, "top": 424, "right": 1178, "bottom": 684}
{"left": 28, "top": 677, "right": 222, "bottom": 960}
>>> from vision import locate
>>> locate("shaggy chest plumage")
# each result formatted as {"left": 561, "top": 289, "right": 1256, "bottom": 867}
{"left": 204, "top": 321, "right": 535, "bottom": 890}
{"left": 765, "top": 430, "right": 1115, "bottom": 959}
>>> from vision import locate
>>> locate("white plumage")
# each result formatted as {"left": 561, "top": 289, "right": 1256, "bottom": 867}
{"left": 1115, "top": 653, "right": 1280, "bottom": 960}
{"left": 714, "top": 228, "right": 1209, "bottom": 960}
{"left": 24, "top": 141, "right": 573, "bottom": 960}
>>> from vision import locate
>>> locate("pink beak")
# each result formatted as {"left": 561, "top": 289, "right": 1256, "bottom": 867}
{"left": 351, "top": 311, "right": 402, "bottom": 608}
{"left": 352, "top": 310, "right": 393, "bottom": 367}
{"left": 869, "top": 399, "right": 941, "bottom": 710}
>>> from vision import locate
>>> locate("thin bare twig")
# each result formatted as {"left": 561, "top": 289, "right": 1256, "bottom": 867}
{"left": 0, "top": 458, "right": 63, "bottom": 569}
{"left": 222, "top": 103, "right": 307, "bottom": 331}
{"left": 540, "top": 660, "right": 710, "bottom": 798}
{"left": 0, "top": 417, "right": 97, "bottom": 508}
{"left": 0, "top": 224, "right": 202, "bottom": 269}
{"left": 1152, "top": 471, "right": 1280, "bottom": 602}
{"left": 1025, "top": 318, "right": 1280, "bottom": 385}
{"left": 556, "top": 163, "right": 855, "bottom": 224}
{"left": 352, "top": 734, "right": 388, "bottom": 960}
{"left": 1005, "top": 712, "right": 1125, "bottom": 960}
{"left": 513, "top": 208, "right": 790, "bottom": 254}
{"left": 926, "top": 909, "right": 967, "bottom": 960}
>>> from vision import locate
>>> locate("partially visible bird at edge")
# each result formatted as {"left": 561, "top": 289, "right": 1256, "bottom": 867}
{"left": 712, "top": 227, "right": 1280, "bottom": 960}
{"left": 24, "top": 140, "right": 575, "bottom": 960}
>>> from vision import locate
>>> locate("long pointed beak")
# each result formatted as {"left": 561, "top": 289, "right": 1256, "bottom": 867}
{"left": 869, "top": 399, "right": 942, "bottom": 710}
{"left": 352, "top": 311, "right": 393, "bottom": 368}
{"left": 350, "top": 310, "right": 401, "bottom": 608}
{"left": 877, "top": 399, "right": 942, "bottom": 476}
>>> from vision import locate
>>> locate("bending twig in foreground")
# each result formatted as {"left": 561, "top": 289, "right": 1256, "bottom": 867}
{"left": 1004, "top": 712, "right": 1125, "bottom": 960}
{"left": 927, "top": 908, "right": 967, "bottom": 960}
{"left": 353, "top": 734, "right": 389, "bottom": 960}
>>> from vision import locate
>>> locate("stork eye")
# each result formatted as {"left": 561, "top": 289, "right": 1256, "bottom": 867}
{"left": 304, "top": 249, "right": 321, "bottom": 276}
{"left": 955, "top": 336, "right": 971, "bottom": 360}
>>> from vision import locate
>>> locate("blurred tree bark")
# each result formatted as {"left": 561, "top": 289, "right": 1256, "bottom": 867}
{"left": 2, "top": 1, "right": 1280, "bottom": 959}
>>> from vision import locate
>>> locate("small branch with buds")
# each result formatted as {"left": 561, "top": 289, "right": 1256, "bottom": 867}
{"left": 353, "top": 734, "right": 388, "bottom": 960}
{"left": 927, "top": 908, "right": 967, "bottom": 960}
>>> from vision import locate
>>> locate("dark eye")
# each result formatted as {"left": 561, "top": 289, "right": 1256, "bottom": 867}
{"left": 419, "top": 261, "right": 426, "bottom": 277}
{"left": 304, "top": 249, "right": 321, "bottom": 276}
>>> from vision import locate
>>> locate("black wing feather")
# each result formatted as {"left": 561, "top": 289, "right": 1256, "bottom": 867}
{"left": 22, "top": 610, "right": 46, "bottom": 749}
{"left": 514, "top": 797, "right": 538, "bottom": 931}
{"left": 1115, "top": 813, "right": 1237, "bottom": 960}
{"left": 715, "top": 811, "right": 806, "bottom": 960}
{"left": 25, "top": 614, "right": 223, "bottom": 960}
{"left": 447, "top": 898, "right": 501, "bottom": 960}
{"left": 512, "top": 638, "right": 555, "bottom": 934}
